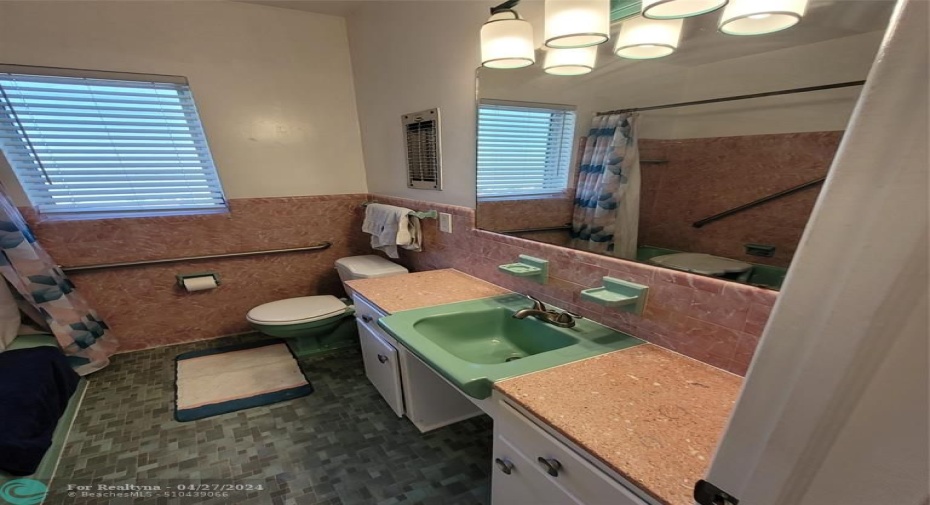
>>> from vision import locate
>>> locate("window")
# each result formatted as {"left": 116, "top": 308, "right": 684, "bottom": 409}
{"left": 0, "top": 65, "right": 226, "bottom": 217}
{"left": 477, "top": 100, "right": 576, "bottom": 199}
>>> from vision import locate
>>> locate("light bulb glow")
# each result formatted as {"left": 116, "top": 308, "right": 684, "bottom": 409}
{"left": 718, "top": 0, "right": 809, "bottom": 36}
{"left": 544, "top": 0, "right": 611, "bottom": 48}
{"left": 642, "top": 0, "right": 729, "bottom": 19}
{"left": 544, "top": 46, "right": 598, "bottom": 75}
{"left": 481, "top": 11, "right": 535, "bottom": 69}
{"left": 613, "top": 16, "right": 683, "bottom": 60}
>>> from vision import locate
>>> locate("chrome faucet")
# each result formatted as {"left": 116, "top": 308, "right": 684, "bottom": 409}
{"left": 512, "top": 295, "right": 581, "bottom": 328}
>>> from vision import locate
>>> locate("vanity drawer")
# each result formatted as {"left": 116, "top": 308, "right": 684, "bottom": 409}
{"left": 352, "top": 293, "right": 386, "bottom": 327}
{"left": 492, "top": 433, "right": 581, "bottom": 505}
{"left": 496, "top": 400, "right": 649, "bottom": 505}
{"left": 359, "top": 322, "right": 404, "bottom": 417}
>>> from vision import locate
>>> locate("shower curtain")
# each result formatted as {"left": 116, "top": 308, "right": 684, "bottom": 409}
{"left": 0, "top": 189, "right": 117, "bottom": 375}
{"left": 571, "top": 113, "right": 641, "bottom": 259}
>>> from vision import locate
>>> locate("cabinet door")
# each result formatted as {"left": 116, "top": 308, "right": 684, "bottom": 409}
{"left": 492, "top": 434, "right": 581, "bottom": 505}
{"left": 358, "top": 323, "right": 404, "bottom": 417}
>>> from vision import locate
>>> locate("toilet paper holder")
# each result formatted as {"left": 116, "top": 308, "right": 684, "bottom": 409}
{"left": 176, "top": 272, "right": 221, "bottom": 291}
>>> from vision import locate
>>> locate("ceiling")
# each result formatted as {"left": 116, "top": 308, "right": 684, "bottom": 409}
{"left": 236, "top": 0, "right": 896, "bottom": 68}
{"left": 235, "top": 0, "right": 362, "bottom": 17}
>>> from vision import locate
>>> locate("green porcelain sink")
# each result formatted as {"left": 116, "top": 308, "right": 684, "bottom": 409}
{"left": 379, "top": 294, "right": 643, "bottom": 399}
{"left": 412, "top": 307, "right": 579, "bottom": 364}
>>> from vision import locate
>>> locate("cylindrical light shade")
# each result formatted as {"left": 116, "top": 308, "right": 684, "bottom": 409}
{"left": 481, "top": 11, "right": 535, "bottom": 69}
{"left": 613, "top": 16, "right": 683, "bottom": 59}
{"left": 544, "top": 0, "right": 611, "bottom": 49}
{"left": 642, "top": 0, "right": 728, "bottom": 19}
{"left": 544, "top": 47, "right": 598, "bottom": 75}
{"left": 718, "top": 0, "right": 809, "bottom": 36}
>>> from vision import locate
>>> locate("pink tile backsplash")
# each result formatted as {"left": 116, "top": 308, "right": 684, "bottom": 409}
{"left": 370, "top": 194, "right": 777, "bottom": 376}
{"left": 23, "top": 191, "right": 776, "bottom": 373}
{"left": 476, "top": 197, "right": 573, "bottom": 232}
{"left": 639, "top": 131, "right": 841, "bottom": 268}
{"left": 23, "top": 194, "right": 371, "bottom": 352}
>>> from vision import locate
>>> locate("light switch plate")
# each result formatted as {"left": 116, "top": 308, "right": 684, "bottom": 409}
{"left": 439, "top": 212, "right": 453, "bottom": 233}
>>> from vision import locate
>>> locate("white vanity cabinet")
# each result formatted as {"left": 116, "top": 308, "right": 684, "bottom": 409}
{"left": 352, "top": 293, "right": 482, "bottom": 432}
{"left": 492, "top": 398, "right": 653, "bottom": 505}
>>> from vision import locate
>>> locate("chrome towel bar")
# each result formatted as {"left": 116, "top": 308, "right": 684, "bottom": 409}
{"left": 60, "top": 242, "right": 332, "bottom": 273}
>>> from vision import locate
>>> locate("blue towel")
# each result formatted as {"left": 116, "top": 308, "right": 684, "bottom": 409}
{"left": 0, "top": 346, "right": 80, "bottom": 475}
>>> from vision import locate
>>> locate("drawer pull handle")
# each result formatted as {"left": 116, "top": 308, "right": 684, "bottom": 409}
{"left": 537, "top": 457, "right": 562, "bottom": 477}
{"left": 377, "top": 354, "right": 388, "bottom": 364}
{"left": 361, "top": 315, "right": 373, "bottom": 323}
{"left": 494, "top": 458, "right": 514, "bottom": 475}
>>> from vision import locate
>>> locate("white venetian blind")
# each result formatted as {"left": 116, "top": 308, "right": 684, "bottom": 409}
{"left": 0, "top": 66, "right": 227, "bottom": 216}
{"left": 477, "top": 100, "right": 576, "bottom": 198}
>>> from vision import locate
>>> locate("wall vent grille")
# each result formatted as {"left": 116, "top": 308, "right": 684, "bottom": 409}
{"left": 402, "top": 108, "right": 442, "bottom": 190}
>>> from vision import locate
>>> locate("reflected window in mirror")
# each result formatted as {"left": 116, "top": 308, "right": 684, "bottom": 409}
{"left": 477, "top": 100, "right": 577, "bottom": 200}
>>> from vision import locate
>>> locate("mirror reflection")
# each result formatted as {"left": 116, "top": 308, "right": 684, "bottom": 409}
{"left": 476, "top": 0, "right": 895, "bottom": 290}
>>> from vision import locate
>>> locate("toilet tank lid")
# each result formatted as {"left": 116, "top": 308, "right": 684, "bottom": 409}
{"left": 247, "top": 295, "right": 347, "bottom": 324}
{"left": 335, "top": 255, "right": 408, "bottom": 278}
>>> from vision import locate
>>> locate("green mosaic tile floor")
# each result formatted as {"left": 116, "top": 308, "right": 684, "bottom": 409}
{"left": 52, "top": 335, "right": 492, "bottom": 505}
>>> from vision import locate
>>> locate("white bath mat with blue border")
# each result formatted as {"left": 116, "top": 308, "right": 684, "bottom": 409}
{"left": 174, "top": 339, "right": 313, "bottom": 422}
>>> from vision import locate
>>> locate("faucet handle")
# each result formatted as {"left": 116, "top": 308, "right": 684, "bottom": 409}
{"left": 526, "top": 295, "right": 547, "bottom": 311}
{"left": 555, "top": 311, "right": 581, "bottom": 324}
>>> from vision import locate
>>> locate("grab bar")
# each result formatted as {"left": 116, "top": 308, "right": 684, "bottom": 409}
{"left": 60, "top": 242, "right": 332, "bottom": 273}
{"left": 693, "top": 177, "right": 825, "bottom": 228}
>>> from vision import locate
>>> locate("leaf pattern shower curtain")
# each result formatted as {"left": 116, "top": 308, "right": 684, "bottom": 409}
{"left": 0, "top": 190, "right": 117, "bottom": 375}
{"left": 571, "top": 113, "right": 641, "bottom": 259}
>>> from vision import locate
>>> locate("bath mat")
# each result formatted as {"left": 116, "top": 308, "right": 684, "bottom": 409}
{"left": 174, "top": 339, "right": 313, "bottom": 422}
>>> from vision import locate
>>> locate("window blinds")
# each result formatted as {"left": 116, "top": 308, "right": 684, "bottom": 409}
{"left": 0, "top": 69, "right": 227, "bottom": 216}
{"left": 477, "top": 101, "right": 576, "bottom": 199}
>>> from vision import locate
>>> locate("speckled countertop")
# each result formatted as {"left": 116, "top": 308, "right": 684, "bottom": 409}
{"left": 349, "top": 268, "right": 741, "bottom": 505}
{"left": 495, "top": 344, "right": 742, "bottom": 505}
{"left": 345, "top": 269, "right": 510, "bottom": 314}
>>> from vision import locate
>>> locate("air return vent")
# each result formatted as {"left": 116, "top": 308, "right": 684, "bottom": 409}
{"left": 402, "top": 108, "right": 442, "bottom": 190}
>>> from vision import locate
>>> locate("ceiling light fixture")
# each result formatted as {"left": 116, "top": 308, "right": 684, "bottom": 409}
{"left": 544, "top": 0, "right": 611, "bottom": 49}
{"left": 718, "top": 0, "right": 809, "bottom": 36}
{"left": 614, "top": 16, "right": 683, "bottom": 59}
{"left": 544, "top": 46, "right": 598, "bottom": 75}
{"left": 641, "top": 0, "right": 728, "bottom": 19}
{"left": 480, "top": 3, "right": 535, "bottom": 69}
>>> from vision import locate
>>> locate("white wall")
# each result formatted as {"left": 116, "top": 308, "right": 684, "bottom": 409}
{"left": 0, "top": 0, "right": 368, "bottom": 205}
{"left": 348, "top": 0, "right": 486, "bottom": 208}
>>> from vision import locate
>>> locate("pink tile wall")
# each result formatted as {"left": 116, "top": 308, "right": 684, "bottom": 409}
{"left": 476, "top": 197, "right": 573, "bottom": 232}
{"left": 23, "top": 194, "right": 371, "bottom": 352}
{"left": 372, "top": 194, "right": 777, "bottom": 376}
{"left": 639, "top": 132, "right": 842, "bottom": 268}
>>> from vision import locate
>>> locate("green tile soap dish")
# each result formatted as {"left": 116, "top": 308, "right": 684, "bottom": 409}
{"left": 498, "top": 255, "right": 548, "bottom": 284}
{"left": 580, "top": 276, "right": 648, "bottom": 314}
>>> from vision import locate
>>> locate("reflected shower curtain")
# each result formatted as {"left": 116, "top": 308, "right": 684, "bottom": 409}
{"left": 0, "top": 189, "right": 117, "bottom": 375}
{"left": 571, "top": 113, "right": 641, "bottom": 259}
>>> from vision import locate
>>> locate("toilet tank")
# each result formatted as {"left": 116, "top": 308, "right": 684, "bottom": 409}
{"left": 335, "top": 255, "right": 408, "bottom": 286}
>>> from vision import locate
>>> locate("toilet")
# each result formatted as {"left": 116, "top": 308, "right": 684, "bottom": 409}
{"left": 247, "top": 255, "right": 408, "bottom": 357}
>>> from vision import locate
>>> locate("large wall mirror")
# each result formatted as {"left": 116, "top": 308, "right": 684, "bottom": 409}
{"left": 475, "top": 0, "right": 895, "bottom": 290}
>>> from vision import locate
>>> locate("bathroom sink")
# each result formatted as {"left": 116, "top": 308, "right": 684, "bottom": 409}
{"left": 412, "top": 307, "right": 579, "bottom": 364}
{"left": 379, "top": 294, "right": 643, "bottom": 399}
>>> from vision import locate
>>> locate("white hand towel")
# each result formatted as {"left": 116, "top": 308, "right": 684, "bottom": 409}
{"left": 362, "top": 203, "right": 422, "bottom": 258}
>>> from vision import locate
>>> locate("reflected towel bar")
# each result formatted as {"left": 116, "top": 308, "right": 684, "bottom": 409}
{"left": 361, "top": 202, "right": 438, "bottom": 220}
{"left": 60, "top": 242, "right": 332, "bottom": 273}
